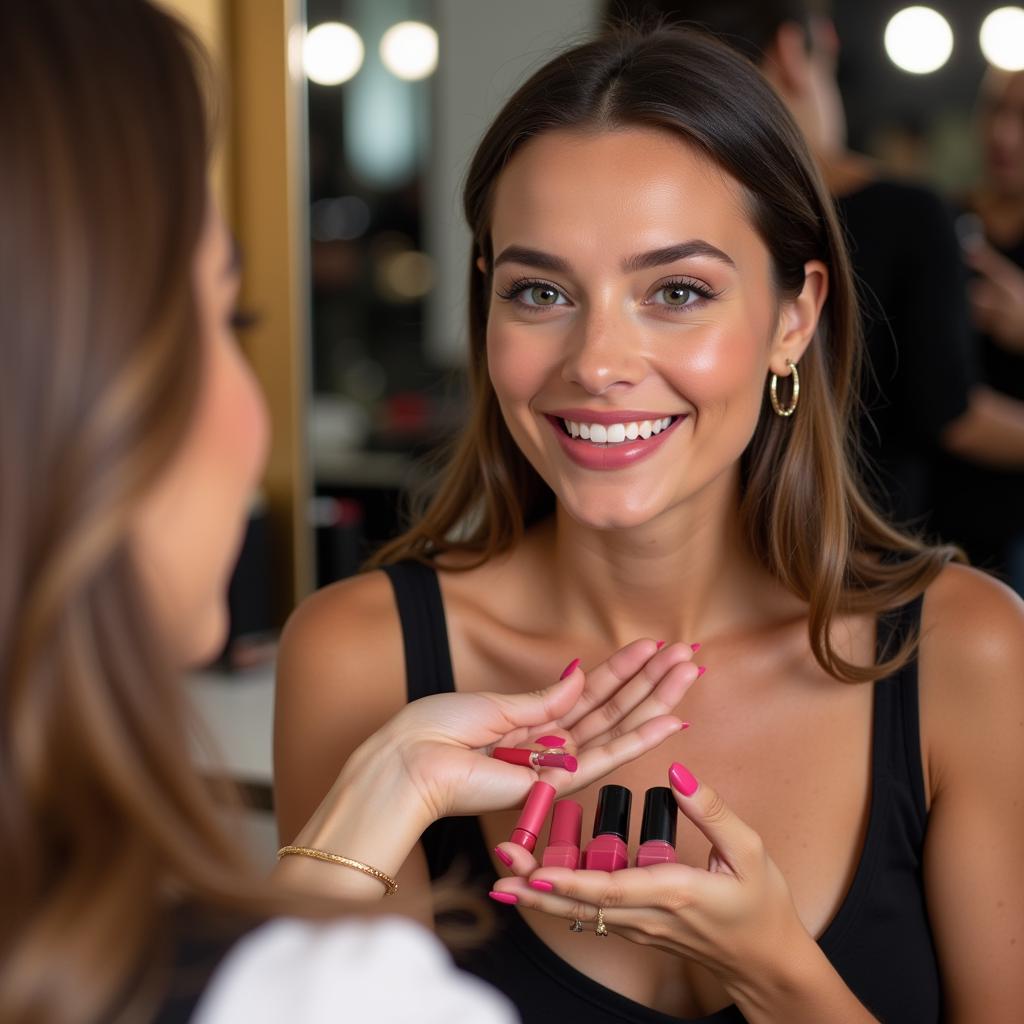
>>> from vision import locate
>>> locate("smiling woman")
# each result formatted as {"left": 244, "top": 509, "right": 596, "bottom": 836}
{"left": 275, "top": 25, "right": 1024, "bottom": 1024}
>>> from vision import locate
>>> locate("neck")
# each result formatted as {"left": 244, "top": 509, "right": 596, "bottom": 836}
{"left": 543, "top": 471, "right": 793, "bottom": 647}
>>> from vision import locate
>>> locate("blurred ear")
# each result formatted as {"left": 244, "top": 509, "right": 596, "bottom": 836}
{"left": 476, "top": 256, "right": 488, "bottom": 274}
{"left": 770, "top": 259, "right": 828, "bottom": 373}
{"left": 764, "top": 21, "right": 814, "bottom": 98}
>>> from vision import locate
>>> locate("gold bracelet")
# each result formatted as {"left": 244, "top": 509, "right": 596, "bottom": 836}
{"left": 276, "top": 845, "right": 399, "bottom": 896}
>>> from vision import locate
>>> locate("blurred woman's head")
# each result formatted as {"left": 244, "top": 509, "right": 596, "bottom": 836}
{"left": 979, "top": 69, "right": 1024, "bottom": 200}
{"left": 0, "top": 1, "right": 266, "bottom": 1019}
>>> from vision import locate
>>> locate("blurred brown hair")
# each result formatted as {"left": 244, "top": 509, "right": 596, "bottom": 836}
{"left": 370, "top": 28, "right": 959, "bottom": 681}
{"left": 0, "top": 2, "right": 271, "bottom": 1020}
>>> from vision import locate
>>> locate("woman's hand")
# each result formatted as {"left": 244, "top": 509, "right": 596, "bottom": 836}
{"left": 490, "top": 762, "right": 812, "bottom": 997}
{"left": 353, "top": 639, "right": 700, "bottom": 827}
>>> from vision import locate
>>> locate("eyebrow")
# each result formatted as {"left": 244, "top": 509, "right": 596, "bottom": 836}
{"left": 492, "top": 239, "right": 735, "bottom": 275}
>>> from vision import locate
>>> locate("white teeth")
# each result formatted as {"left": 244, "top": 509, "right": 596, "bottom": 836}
{"left": 562, "top": 416, "right": 676, "bottom": 445}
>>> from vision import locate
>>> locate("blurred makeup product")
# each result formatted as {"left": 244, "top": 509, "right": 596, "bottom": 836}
{"left": 534, "top": 735, "right": 566, "bottom": 747}
{"left": 542, "top": 799, "right": 583, "bottom": 868}
{"left": 583, "top": 784, "right": 631, "bottom": 871}
{"left": 509, "top": 780, "right": 556, "bottom": 852}
{"left": 492, "top": 747, "right": 578, "bottom": 772}
{"left": 635, "top": 787, "right": 678, "bottom": 866}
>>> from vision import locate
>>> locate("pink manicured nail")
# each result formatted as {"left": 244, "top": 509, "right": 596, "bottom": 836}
{"left": 696, "top": 665, "right": 706, "bottom": 677}
{"left": 655, "top": 640, "right": 666, "bottom": 650}
{"left": 534, "top": 735, "right": 566, "bottom": 747}
{"left": 529, "top": 879, "right": 554, "bottom": 892}
{"left": 690, "top": 642, "right": 701, "bottom": 652}
{"left": 559, "top": 658, "right": 581, "bottom": 680}
{"left": 489, "top": 890, "right": 518, "bottom": 905}
{"left": 494, "top": 846, "right": 513, "bottom": 867}
{"left": 680, "top": 721, "right": 691, "bottom": 730}
{"left": 669, "top": 761, "right": 699, "bottom": 797}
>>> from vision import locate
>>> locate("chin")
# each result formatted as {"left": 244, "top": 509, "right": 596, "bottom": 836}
{"left": 182, "top": 602, "right": 230, "bottom": 669}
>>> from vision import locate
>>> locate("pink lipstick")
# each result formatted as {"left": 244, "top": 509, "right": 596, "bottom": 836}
{"left": 635, "top": 787, "right": 678, "bottom": 866}
{"left": 542, "top": 799, "right": 583, "bottom": 868}
{"left": 492, "top": 747, "right": 578, "bottom": 772}
{"left": 509, "top": 780, "right": 556, "bottom": 852}
{"left": 583, "top": 784, "right": 631, "bottom": 871}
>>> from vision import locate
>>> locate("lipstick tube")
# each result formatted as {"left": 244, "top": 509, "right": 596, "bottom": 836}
{"left": 542, "top": 799, "right": 583, "bottom": 868}
{"left": 583, "top": 784, "right": 631, "bottom": 871}
{"left": 492, "top": 747, "right": 578, "bottom": 772}
{"left": 509, "top": 780, "right": 556, "bottom": 852}
{"left": 635, "top": 787, "right": 678, "bottom": 866}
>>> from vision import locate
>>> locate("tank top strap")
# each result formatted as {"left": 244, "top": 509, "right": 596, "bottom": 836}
{"left": 871, "top": 593, "right": 928, "bottom": 828}
{"left": 381, "top": 561, "right": 456, "bottom": 702}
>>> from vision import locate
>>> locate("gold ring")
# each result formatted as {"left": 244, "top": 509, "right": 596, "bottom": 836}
{"left": 595, "top": 906, "right": 609, "bottom": 937}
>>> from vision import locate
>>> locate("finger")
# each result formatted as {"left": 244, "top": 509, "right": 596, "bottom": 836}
{"left": 568, "top": 642, "right": 699, "bottom": 746}
{"left": 554, "top": 715, "right": 685, "bottom": 792}
{"left": 580, "top": 653, "right": 702, "bottom": 747}
{"left": 554, "top": 639, "right": 661, "bottom": 730}
{"left": 479, "top": 664, "right": 586, "bottom": 740}
{"left": 668, "top": 762, "right": 767, "bottom": 878}
{"left": 515, "top": 863, "right": 703, "bottom": 914}
{"left": 965, "top": 241, "right": 1018, "bottom": 286}
{"left": 492, "top": 840, "right": 539, "bottom": 879}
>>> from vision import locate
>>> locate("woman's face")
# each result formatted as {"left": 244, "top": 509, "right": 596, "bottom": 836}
{"left": 485, "top": 127, "right": 823, "bottom": 532}
{"left": 131, "top": 207, "right": 269, "bottom": 666}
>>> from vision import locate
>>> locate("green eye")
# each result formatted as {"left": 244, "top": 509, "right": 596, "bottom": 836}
{"left": 529, "top": 285, "right": 560, "bottom": 305}
{"left": 661, "top": 284, "right": 693, "bottom": 306}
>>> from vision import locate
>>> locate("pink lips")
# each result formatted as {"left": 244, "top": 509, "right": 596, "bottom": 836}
{"left": 546, "top": 412, "right": 684, "bottom": 471}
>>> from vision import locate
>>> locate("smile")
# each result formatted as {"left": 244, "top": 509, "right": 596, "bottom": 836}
{"left": 561, "top": 416, "right": 675, "bottom": 445}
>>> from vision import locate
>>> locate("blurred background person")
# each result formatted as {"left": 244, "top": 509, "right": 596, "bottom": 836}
{"left": 604, "top": 0, "right": 1024, "bottom": 542}
{"left": 934, "top": 68, "right": 1024, "bottom": 592}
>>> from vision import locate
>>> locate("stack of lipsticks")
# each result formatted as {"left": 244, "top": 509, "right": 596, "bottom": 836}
{"left": 509, "top": 782, "right": 678, "bottom": 868}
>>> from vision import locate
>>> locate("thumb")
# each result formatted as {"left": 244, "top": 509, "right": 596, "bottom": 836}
{"left": 668, "top": 762, "right": 765, "bottom": 877}
{"left": 489, "top": 658, "right": 586, "bottom": 731}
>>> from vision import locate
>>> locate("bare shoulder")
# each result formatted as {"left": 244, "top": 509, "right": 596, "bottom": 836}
{"left": 274, "top": 570, "right": 406, "bottom": 841}
{"left": 918, "top": 563, "right": 1024, "bottom": 796}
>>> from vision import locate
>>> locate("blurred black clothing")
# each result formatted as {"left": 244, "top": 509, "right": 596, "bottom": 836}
{"left": 836, "top": 180, "right": 976, "bottom": 528}
{"left": 933, "top": 231, "right": 1024, "bottom": 583}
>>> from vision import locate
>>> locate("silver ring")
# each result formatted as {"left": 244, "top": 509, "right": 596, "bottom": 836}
{"left": 569, "top": 918, "right": 584, "bottom": 932}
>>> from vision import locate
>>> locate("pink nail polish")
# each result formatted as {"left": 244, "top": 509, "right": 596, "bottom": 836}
{"left": 529, "top": 879, "right": 554, "bottom": 892}
{"left": 679, "top": 721, "right": 691, "bottom": 730}
{"left": 655, "top": 640, "right": 666, "bottom": 650}
{"left": 489, "top": 891, "right": 518, "bottom": 905}
{"left": 559, "top": 658, "right": 581, "bottom": 680}
{"left": 635, "top": 787, "right": 678, "bottom": 867}
{"left": 583, "top": 785, "right": 631, "bottom": 871}
{"left": 669, "top": 762, "right": 699, "bottom": 797}
{"left": 690, "top": 642, "right": 701, "bottom": 652}
{"left": 542, "top": 799, "right": 582, "bottom": 869}
{"left": 493, "top": 846, "right": 513, "bottom": 867}
{"left": 696, "top": 665, "right": 706, "bottom": 677}
{"left": 535, "top": 734, "right": 566, "bottom": 747}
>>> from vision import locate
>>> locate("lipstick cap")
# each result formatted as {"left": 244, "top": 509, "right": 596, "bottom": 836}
{"left": 517, "top": 780, "right": 557, "bottom": 840}
{"left": 592, "top": 784, "right": 631, "bottom": 841}
{"left": 639, "top": 787, "right": 677, "bottom": 847}
{"left": 548, "top": 799, "right": 583, "bottom": 847}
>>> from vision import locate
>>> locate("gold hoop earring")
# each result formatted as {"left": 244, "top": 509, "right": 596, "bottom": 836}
{"left": 769, "top": 359, "right": 800, "bottom": 417}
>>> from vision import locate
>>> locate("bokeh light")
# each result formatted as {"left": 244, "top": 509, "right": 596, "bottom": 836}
{"left": 304, "top": 22, "right": 364, "bottom": 86}
{"left": 980, "top": 7, "right": 1024, "bottom": 71}
{"left": 884, "top": 6, "right": 954, "bottom": 74}
{"left": 379, "top": 21, "right": 439, "bottom": 81}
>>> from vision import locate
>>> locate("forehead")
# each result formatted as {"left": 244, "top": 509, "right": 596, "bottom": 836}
{"left": 488, "top": 127, "right": 759, "bottom": 265}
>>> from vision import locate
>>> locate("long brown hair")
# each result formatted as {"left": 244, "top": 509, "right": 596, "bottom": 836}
{"left": 371, "top": 28, "right": 959, "bottom": 680}
{"left": 0, "top": 3, "right": 283, "bottom": 1021}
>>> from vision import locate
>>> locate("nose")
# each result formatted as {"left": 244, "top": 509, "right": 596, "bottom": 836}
{"left": 560, "top": 307, "right": 647, "bottom": 396}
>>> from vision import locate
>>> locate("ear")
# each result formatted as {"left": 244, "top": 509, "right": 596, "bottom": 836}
{"left": 476, "top": 255, "right": 488, "bottom": 275}
{"left": 764, "top": 21, "right": 813, "bottom": 97}
{"left": 770, "top": 260, "right": 828, "bottom": 374}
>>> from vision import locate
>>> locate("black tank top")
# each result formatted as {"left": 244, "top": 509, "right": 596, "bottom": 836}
{"left": 383, "top": 561, "right": 942, "bottom": 1024}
